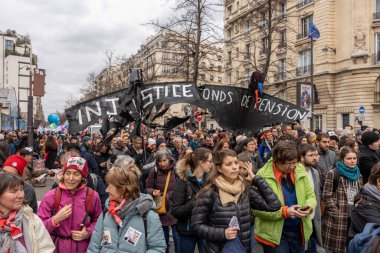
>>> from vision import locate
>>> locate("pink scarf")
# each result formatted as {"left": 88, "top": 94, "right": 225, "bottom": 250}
{"left": 108, "top": 200, "right": 126, "bottom": 227}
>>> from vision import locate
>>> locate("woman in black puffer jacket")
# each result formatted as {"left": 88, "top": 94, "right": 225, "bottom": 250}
{"left": 191, "top": 149, "right": 281, "bottom": 253}
{"left": 171, "top": 148, "right": 213, "bottom": 253}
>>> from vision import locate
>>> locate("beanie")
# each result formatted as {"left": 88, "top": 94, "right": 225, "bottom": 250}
{"left": 83, "top": 136, "right": 91, "bottom": 143}
{"left": 148, "top": 138, "right": 156, "bottom": 146}
{"left": 156, "top": 138, "right": 166, "bottom": 147}
{"left": 362, "top": 131, "right": 380, "bottom": 146}
{"left": 64, "top": 156, "right": 88, "bottom": 178}
{"left": 3, "top": 155, "right": 28, "bottom": 176}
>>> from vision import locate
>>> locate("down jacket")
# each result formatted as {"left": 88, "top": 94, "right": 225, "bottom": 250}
{"left": 87, "top": 194, "right": 166, "bottom": 253}
{"left": 37, "top": 183, "right": 102, "bottom": 253}
{"left": 191, "top": 176, "right": 281, "bottom": 253}
{"left": 171, "top": 159, "right": 207, "bottom": 236}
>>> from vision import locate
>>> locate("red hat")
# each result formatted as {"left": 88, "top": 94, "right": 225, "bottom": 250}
{"left": 64, "top": 156, "right": 88, "bottom": 178}
{"left": 3, "top": 155, "right": 28, "bottom": 176}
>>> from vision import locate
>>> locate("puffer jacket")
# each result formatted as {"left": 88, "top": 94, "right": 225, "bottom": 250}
{"left": 21, "top": 205, "right": 55, "bottom": 253}
{"left": 146, "top": 158, "right": 177, "bottom": 227}
{"left": 171, "top": 159, "right": 206, "bottom": 236}
{"left": 87, "top": 194, "right": 166, "bottom": 253}
{"left": 37, "top": 183, "right": 102, "bottom": 253}
{"left": 191, "top": 176, "right": 281, "bottom": 253}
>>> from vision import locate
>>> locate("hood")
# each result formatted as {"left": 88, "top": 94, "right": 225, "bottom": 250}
{"left": 105, "top": 193, "right": 156, "bottom": 216}
{"left": 176, "top": 159, "right": 192, "bottom": 181}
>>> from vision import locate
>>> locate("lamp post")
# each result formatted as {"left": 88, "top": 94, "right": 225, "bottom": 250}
{"left": 18, "top": 62, "right": 30, "bottom": 130}
{"left": 27, "top": 69, "right": 33, "bottom": 147}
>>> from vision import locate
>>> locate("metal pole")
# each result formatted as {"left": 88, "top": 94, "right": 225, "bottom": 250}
{"left": 310, "top": 37, "right": 314, "bottom": 131}
{"left": 17, "top": 64, "right": 20, "bottom": 129}
{"left": 27, "top": 70, "right": 33, "bottom": 147}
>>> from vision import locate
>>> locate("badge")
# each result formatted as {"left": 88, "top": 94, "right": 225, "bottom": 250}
{"left": 124, "top": 227, "right": 142, "bottom": 246}
{"left": 101, "top": 230, "right": 112, "bottom": 246}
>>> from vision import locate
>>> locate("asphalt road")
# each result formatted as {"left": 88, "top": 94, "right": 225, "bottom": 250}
{"left": 35, "top": 178, "right": 264, "bottom": 253}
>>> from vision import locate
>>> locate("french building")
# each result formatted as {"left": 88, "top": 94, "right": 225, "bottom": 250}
{"left": 0, "top": 30, "right": 45, "bottom": 129}
{"left": 224, "top": 0, "right": 380, "bottom": 131}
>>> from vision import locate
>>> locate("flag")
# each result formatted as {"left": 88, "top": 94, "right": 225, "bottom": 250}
{"left": 308, "top": 22, "right": 320, "bottom": 39}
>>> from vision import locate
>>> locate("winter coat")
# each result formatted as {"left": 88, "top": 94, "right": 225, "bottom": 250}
{"left": 171, "top": 159, "right": 206, "bottom": 236}
{"left": 18, "top": 205, "right": 56, "bottom": 253}
{"left": 317, "top": 148, "right": 336, "bottom": 176}
{"left": 191, "top": 176, "right": 281, "bottom": 253}
{"left": 358, "top": 146, "right": 380, "bottom": 184}
{"left": 349, "top": 186, "right": 380, "bottom": 238}
{"left": 171, "top": 146, "right": 186, "bottom": 161}
{"left": 126, "top": 146, "right": 146, "bottom": 171}
{"left": 81, "top": 149, "right": 100, "bottom": 176}
{"left": 321, "top": 168, "right": 363, "bottom": 253}
{"left": 146, "top": 158, "right": 177, "bottom": 227}
{"left": 252, "top": 159, "right": 317, "bottom": 247}
{"left": 45, "top": 149, "right": 58, "bottom": 169}
{"left": 37, "top": 184, "right": 103, "bottom": 253}
{"left": 308, "top": 166, "right": 323, "bottom": 247}
{"left": 87, "top": 194, "right": 166, "bottom": 253}
{"left": 24, "top": 181, "right": 38, "bottom": 213}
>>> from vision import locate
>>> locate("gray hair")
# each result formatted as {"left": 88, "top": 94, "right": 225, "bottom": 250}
{"left": 155, "top": 148, "right": 172, "bottom": 161}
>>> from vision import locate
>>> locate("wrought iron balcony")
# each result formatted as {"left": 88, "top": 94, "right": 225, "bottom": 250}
{"left": 278, "top": 42, "right": 287, "bottom": 48}
{"left": 373, "top": 12, "right": 380, "bottom": 20}
{"left": 296, "top": 65, "right": 312, "bottom": 77}
{"left": 274, "top": 72, "right": 286, "bottom": 82}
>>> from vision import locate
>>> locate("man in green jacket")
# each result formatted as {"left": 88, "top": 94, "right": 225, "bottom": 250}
{"left": 253, "top": 141, "right": 316, "bottom": 253}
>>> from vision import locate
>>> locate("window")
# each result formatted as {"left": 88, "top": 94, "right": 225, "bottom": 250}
{"left": 237, "top": 1, "right": 239, "bottom": 9}
{"left": 245, "top": 44, "right": 250, "bottom": 59}
{"left": 314, "top": 115, "right": 322, "bottom": 131}
{"left": 227, "top": 73, "right": 232, "bottom": 83}
{"left": 279, "top": 1, "right": 286, "bottom": 18}
{"left": 278, "top": 59, "right": 286, "bottom": 80}
{"left": 217, "top": 55, "right": 222, "bottom": 61}
{"left": 162, "top": 65, "right": 170, "bottom": 74}
{"left": 300, "top": 16, "right": 313, "bottom": 38}
{"left": 5, "top": 40, "right": 13, "bottom": 51}
{"left": 244, "top": 68, "right": 250, "bottom": 78}
{"left": 218, "top": 65, "right": 222, "bottom": 72}
{"left": 162, "top": 53, "right": 170, "bottom": 61}
{"left": 210, "top": 75, "right": 214, "bottom": 82}
{"left": 218, "top": 77, "right": 223, "bottom": 82}
{"left": 227, "top": 29, "right": 232, "bottom": 40}
{"left": 260, "top": 12, "right": 267, "bottom": 27}
{"left": 200, "top": 74, "right": 206, "bottom": 81}
{"left": 227, "top": 6, "right": 232, "bottom": 15}
{"left": 227, "top": 51, "right": 232, "bottom": 65}
{"left": 261, "top": 37, "right": 268, "bottom": 54}
{"left": 297, "top": 49, "right": 311, "bottom": 76}
{"left": 244, "top": 21, "right": 250, "bottom": 34}
{"left": 342, "top": 114, "right": 350, "bottom": 128}
{"left": 210, "top": 63, "right": 214, "bottom": 70}
{"left": 279, "top": 30, "right": 287, "bottom": 47}
{"left": 236, "top": 47, "right": 240, "bottom": 58}
{"left": 201, "top": 62, "right": 206, "bottom": 68}
{"left": 236, "top": 71, "right": 240, "bottom": 81}
{"left": 376, "top": 34, "right": 380, "bottom": 64}
{"left": 377, "top": 0, "right": 380, "bottom": 14}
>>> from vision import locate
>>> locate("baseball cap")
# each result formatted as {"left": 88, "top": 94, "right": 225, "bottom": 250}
{"left": 20, "top": 147, "right": 38, "bottom": 156}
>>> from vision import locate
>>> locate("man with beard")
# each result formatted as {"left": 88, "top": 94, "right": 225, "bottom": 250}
{"left": 316, "top": 132, "right": 336, "bottom": 177}
{"left": 358, "top": 131, "right": 380, "bottom": 184}
{"left": 298, "top": 144, "right": 323, "bottom": 253}
{"left": 126, "top": 136, "right": 146, "bottom": 171}
{"left": 171, "top": 137, "right": 186, "bottom": 161}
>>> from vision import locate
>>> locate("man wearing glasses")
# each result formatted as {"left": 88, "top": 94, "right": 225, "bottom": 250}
{"left": 253, "top": 141, "right": 316, "bottom": 253}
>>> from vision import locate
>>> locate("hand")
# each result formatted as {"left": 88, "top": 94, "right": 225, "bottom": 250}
{"left": 71, "top": 225, "right": 89, "bottom": 241}
{"left": 55, "top": 169, "right": 63, "bottom": 184}
{"left": 225, "top": 226, "right": 239, "bottom": 240}
{"left": 297, "top": 205, "right": 313, "bottom": 217}
{"left": 100, "top": 162, "right": 106, "bottom": 168}
{"left": 243, "top": 162, "right": 255, "bottom": 182}
{"left": 152, "top": 190, "right": 161, "bottom": 197}
{"left": 286, "top": 205, "right": 301, "bottom": 219}
{"left": 53, "top": 204, "right": 72, "bottom": 223}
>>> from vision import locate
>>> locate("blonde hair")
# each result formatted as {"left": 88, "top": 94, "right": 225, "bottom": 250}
{"left": 105, "top": 166, "right": 140, "bottom": 200}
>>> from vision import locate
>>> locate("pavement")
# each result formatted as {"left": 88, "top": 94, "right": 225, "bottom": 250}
{"left": 35, "top": 178, "right": 264, "bottom": 253}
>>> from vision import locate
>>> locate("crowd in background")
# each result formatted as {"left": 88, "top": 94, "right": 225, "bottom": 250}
{"left": 0, "top": 123, "right": 379, "bottom": 253}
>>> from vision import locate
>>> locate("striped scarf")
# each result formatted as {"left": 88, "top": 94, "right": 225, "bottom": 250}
{"left": 0, "top": 209, "right": 27, "bottom": 253}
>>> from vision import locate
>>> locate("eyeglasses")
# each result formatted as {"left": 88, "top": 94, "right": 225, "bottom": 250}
{"left": 282, "top": 162, "right": 297, "bottom": 168}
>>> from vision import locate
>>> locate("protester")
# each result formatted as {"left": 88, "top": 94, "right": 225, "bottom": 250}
{"left": 111, "top": 137, "right": 128, "bottom": 156}
{"left": 235, "top": 137, "right": 264, "bottom": 173}
{"left": 1, "top": 154, "right": 38, "bottom": 213}
{"left": 258, "top": 131, "right": 275, "bottom": 163}
{"left": 212, "top": 138, "right": 230, "bottom": 153}
{"left": 0, "top": 172, "right": 55, "bottom": 252}
{"left": 126, "top": 136, "right": 146, "bottom": 171}
{"left": 322, "top": 147, "right": 363, "bottom": 253}
{"left": 146, "top": 149, "right": 179, "bottom": 253}
{"left": 191, "top": 149, "right": 281, "bottom": 253}
{"left": 87, "top": 164, "right": 166, "bottom": 253}
{"left": 253, "top": 141, "right": 316, "bottom": 253}
{"left": 316, "top": 132, "right": 336, "bottom": 176}
{"left": 0, "top": 133, "right": 10, "bottom": 167}
{"left": 358, "top": 131, "right": 380, "bottom": 184}
{"left": 171, "top": 148, "right": 213, "bottom": 253}
{"left": 349, "top": 162, "right": 380, "bottom": 238}
{"left": 171, "top": 137, "right": 186, "bottom": 161}
{"left": 45, "top": 135, "right": 58, "bottom": 169}
{"left": 38, "top": 156, "right": 102, "bottom": 253}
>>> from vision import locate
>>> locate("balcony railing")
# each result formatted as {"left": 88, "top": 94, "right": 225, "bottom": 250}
{"left": 274, "top": 72, "right": 286, "bottom": 82}
{"left": 374, "top": 53, "right": 380, "bottom": 65}
{"left": 297, "top": 0, "right": 314, "bottom": 9}
{"left": 297, "top": 33, "right": 308, "bottom": 40}
{"left": 278, "top": 42, "right": 287, "bottom": 48}
{"left": 375, "top": 92, "right": 380, "bottom": 103}
{"left": 260, "top": 48, "right": 268, "bottom": 55}
{"left": 277, "top": 13, "right": 287, "bottom": 20}
{"left": 373, "top": 12, "right": 380, "bottom": 20}
{"left": 296, "top": 65, "right": 312, "bottom": 77}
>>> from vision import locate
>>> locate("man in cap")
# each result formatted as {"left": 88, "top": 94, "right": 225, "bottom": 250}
{"left": 2, "top": 154, "right": 38, "bottom": 213}
{"left": 358, "top": 131, "right": 380, "bottom": 184}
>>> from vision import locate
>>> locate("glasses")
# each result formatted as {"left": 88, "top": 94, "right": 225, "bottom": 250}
{"left": 282, "top": 162, "right": 297, "bottom": 168}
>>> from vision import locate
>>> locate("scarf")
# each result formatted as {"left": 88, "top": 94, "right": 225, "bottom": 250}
{"left": 364, "top": 184, "right": 380, "bottom": 202}
{"left": 0, "top": 208, "right": 28, "bottom": 253}
{"left": 214, "top": 175, "right": 245, "bottom": 206}
{"left": 108, "top": 199, "right": 126, "bottom": 227}
{"left": 336, "top": 161, "right": 360, "bottom": 181}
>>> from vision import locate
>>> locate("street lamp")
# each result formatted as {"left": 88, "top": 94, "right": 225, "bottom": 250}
{"left": 18, "top": 62, "right": 30, "bottom": 129}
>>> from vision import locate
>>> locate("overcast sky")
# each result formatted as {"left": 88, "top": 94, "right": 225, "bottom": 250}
{"left": 0, "top": 0, "right": 179, "bottom": 118}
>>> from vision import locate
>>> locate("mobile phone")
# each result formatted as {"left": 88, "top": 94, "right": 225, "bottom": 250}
{"left": 299, "top": 206, "right": 309, "bottom": 211}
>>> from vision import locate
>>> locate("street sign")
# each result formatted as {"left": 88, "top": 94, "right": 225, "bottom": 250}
{"left": 358, "top": 106, "right": 365, "bottom": 115}
{"left": 194, "top": 111, "right": 204, "bottom": 122}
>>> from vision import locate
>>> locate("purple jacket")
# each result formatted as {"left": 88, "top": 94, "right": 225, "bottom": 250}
{"left": 37, "top": 183, "right": 102, "bottom": 253}
{"left": 146, "top": 159, "right": 177, "bottom": 226}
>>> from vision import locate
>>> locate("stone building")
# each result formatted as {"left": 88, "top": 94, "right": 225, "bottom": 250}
{"left": 224, "top": 0, "right": 380, "bottom": 131}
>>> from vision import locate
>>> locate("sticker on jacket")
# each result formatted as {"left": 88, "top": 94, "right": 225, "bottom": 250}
{"left": 101, "top": 230, "right": 112, "bottom": 246}
{"left": 124, "top": 227, "right": 142, "bottom": 246}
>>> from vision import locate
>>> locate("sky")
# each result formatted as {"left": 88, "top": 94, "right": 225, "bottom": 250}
{"left": 0, "top": 0, "right": 178, "bottom": 119}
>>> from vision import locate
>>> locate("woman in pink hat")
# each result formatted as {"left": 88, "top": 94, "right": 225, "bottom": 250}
{"left": 37, "top": 155, "right": 102, "bottom": 253}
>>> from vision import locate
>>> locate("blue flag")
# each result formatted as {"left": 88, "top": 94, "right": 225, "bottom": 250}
{"left": 308, "top": 22, "right": 320, "bottom": 39}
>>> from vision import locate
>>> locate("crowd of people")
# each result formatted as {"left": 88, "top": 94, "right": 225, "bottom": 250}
{"left": 0, "top": 123, "right": 379, "bottom": 253}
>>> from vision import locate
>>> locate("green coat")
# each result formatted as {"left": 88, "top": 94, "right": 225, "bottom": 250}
{"left": 253, "top": 158, "right": 317, "bottom": 246}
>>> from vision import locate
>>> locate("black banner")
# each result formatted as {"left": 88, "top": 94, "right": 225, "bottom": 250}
{"left": 65, "top": 82, "right": 308, "bottom": 133}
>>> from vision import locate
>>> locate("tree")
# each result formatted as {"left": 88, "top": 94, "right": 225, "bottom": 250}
{"left": 64, "top": 93, "right": 79, "bottom": 109}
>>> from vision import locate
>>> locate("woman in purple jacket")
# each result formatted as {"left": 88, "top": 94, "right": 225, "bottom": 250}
{"left": 37, "top": 155, "right": 102, "bottom": 253}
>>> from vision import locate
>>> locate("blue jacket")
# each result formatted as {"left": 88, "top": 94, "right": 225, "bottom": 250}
{"left": 87, "top": 194, "right": 166, "bottom": 253}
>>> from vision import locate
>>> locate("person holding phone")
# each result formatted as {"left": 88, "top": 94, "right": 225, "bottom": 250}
{"left": 253, "top": 141, "right": 317, "bottom": 253}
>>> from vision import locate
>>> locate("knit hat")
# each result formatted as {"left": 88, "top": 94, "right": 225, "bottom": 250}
{"left": 3, "top": 155, "right": 28, "bottom": 176}
{"left": 362, "top": 131, "right": 380, "bottom": 146}
{"left": 64, "top": 156, "right": 88, "bottom": 178}
{"left": 148, "top": 138, "right": 156, "bottom": 146}
{"left": 156, "top": 138, "right": 166, "bottom": 147}
{"left": 83, "top": 136, "right": 91, "bottom": 143}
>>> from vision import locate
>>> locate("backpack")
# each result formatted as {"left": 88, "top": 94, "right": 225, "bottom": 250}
{"left": 89, "top": 173, "right": 98, "bottom": 190}
{"left": 321, "top": 167, "right": 340, "bottom": 215}
{"left": 348, "top": 223, "right": 380, "bottom": 253}
{"left": 51, "top": 187, "right": 94, "bottom": 225}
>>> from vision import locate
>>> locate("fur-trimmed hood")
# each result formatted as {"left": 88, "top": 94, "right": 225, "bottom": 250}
{"left": 176, "top": 159, "right": 192, "bottom": 181}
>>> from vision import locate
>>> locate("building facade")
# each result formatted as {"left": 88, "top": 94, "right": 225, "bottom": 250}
{"left": 224, "top": 0, "right": 380, "bottom": 131}
{"left": 0, "top": 30, "right": 45, "bottom": 129}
